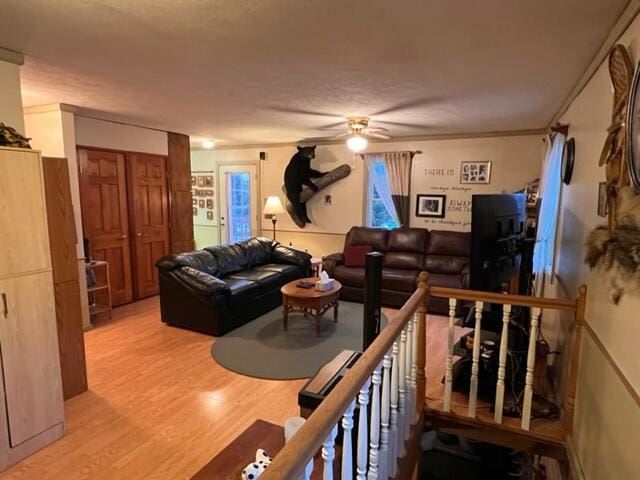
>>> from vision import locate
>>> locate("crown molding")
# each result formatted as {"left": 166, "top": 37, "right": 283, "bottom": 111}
{"left": 549, "top": 0, "right": 640, "bottom": 126}
{"left": 0, "top": 47, "right": 23, "bottom": 65}
{"left": 196, "top": 128, "right": 545, "bottom": 151}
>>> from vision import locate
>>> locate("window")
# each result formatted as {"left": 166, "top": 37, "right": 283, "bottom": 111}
{"left": 227, "top": 172, "right": 251, "bottom": 243}
{"left": 366, "top": 162, "right": 400, "bottom": 229}
{"left": 533, "top": 133, "right": 566, "bottom": 278}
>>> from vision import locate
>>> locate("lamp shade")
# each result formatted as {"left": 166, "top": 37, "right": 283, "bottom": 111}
{"left": 263, "top": 195, "right": 285, "bottom": 215}
{"left": 347, "top": 135, "right": 367, "bottom": 152}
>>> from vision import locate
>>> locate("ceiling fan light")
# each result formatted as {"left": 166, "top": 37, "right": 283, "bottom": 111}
{"left": 347, "top": 135, "right": 367, "bottom": 152}
{"left": 201, "top": 139, "right": 216, "bottom": 149}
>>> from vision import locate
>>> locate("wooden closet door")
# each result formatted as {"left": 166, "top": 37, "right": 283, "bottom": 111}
{"left": 127, "top": 153, "right": 170, "bottom": 299}
{"left": 0, "top": 272, "right": 64, "bottom": 447}
{"left": 78, "top": 148, "right": 133, "bottom": 305}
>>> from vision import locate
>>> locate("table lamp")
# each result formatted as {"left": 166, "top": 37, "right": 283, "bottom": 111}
{"left": 263, "top": 196, "right": 285, "bottom": 240}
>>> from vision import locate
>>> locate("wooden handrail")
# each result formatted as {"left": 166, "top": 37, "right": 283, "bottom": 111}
{"left": 262, "top": 272, "right": 429, "bottom": 479}
{"left": 430, "top": 286, "right": 577, "bottom": 311}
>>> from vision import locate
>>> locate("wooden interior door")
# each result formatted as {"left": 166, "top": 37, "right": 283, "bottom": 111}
{"left": 126, "top": 153, "right": 170, "bottom": 299}
{"left": 0, "top": 272, "right": 64, "bottom": 447}
{"left": 78, "top": 148, "right": 133, "bottom": 305}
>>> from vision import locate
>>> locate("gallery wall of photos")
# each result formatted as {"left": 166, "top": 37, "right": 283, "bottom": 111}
{"left": 192, "top": 171, "right": 217, "bottom": 226}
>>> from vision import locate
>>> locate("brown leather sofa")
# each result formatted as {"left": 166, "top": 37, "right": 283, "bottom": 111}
{"left": 323, "top": 227, "right": 470, "bottom": 314}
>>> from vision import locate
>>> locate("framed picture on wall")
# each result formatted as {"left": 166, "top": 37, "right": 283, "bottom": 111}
{"left": 199, "top": 199, "right": 205, "bottom": 208}
{"left": 192, "top": 198, "right": 197, "bottom": 206}
{"left": 416, "top": 194, "right": 446, "bottom": 218}
{"left": 206, "top": 199, "right": 213, "bottom": 209}
{"left": 460, "top": 161, "right": 492, "bottom": 184}
{"left": 197, "top": 176, "right": 205, "bottom": 187}
{"left": 206, "top": 211, "right": 214, "bottom": 220}
{"left": 193, "top": 207, "right": 197, "bottom": 216}
{"left": 191, "top": 176, "right": 196, "bottom": 186}
{"left": 204, "top": 175, "right": 213, "bottom": 187}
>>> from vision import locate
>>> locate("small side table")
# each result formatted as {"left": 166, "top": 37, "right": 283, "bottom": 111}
{"left": 310, "top": 257, "right": 322, "bottom": 277}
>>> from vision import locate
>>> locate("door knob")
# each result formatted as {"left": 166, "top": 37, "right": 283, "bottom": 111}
{"left": 122, "top": 234, "right": 128, "bottom": 239}
{"left": 136, "top": 233, "right": 143, "bottom": 238}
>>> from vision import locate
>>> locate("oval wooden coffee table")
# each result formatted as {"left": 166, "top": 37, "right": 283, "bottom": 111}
{"left": 281, "top": 277, "right": 342, "bottom": 336}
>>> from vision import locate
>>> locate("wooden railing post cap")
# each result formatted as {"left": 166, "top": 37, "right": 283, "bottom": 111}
{"left": 418, "top": 271, "right": 428, "bottom": 288}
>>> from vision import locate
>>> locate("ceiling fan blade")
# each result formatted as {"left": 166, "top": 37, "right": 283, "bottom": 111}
{"left": 372, "top": 97, "right": 440, "bottom": 117}
{"left": 318, "top": 121, "right": 347, "bottom": 130}
{"left": 267, "top": 106, "right": 342, "bottom": 119}
{"left": 374, "top": 120, "right": 431, "bottom": 130}
{"left": 364, "top": 126, "right": 390, "bottom": 133}
{"left": 365, "top": 131, "right": 392, "bottom": 140}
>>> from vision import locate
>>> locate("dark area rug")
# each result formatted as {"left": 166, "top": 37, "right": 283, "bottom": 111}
{"left": 211, "top": 301, "right": 387, "bottom": 380}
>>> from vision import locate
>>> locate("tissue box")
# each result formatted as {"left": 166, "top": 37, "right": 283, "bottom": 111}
{"left": 315, "top": 278, "right": 335, "bottom": 291}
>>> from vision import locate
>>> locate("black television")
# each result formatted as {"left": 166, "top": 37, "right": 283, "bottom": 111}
{"left": 470, "top": 194, "right": 526, "bottom": 292}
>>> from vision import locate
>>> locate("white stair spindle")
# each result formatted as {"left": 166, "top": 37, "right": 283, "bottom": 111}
{"left": 389, "top": 340, "right": 400, "bottom": 478}
{"left": 444, "top": 298, "right": 457, "bottom": 412}
{"left": 522, "top": 307, "right": 541, "bottom": 430}
{"left": 397, "top": 327, "right": 407, "bottom": 456}
{"left": 368, "top": 363, "right": 382, "bottom": 480}
{"left": 404, "top": 318, "right": 413, "bottom": 438}
{"left": 468, "top": 301, "right": 484, "bottom": 417}
{"left": 410, "top": 312, "right": 418, "bottom": 424}
{"left": 494, "top": 304, "right": 512, "bottom": 424}
{"left": 379, "top": 348, "right": 392, "bottom": 480}
{"left": 341, "top": 400, "right": 356, "bottom": 479}
{"left": 356, "top": 378, "right": 371, "bottom": 480}
{"left": 322, "top": 424, "right": 338, "bottom": 480}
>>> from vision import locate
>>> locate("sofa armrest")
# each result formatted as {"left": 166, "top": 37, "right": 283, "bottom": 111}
{"left": 322, "top": 252, "right": 344, "bottom": 277}
{"left": 172, "top": 266, "right": 231, "bottom": 302}
{"left": 271, "top": 244, "right": 312, "bottom": 275}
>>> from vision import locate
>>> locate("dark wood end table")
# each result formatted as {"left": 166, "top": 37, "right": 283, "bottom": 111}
{"left": 281, "top": 277, "right": 342, "bottom": 336}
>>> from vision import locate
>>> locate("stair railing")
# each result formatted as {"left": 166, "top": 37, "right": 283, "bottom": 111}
{"left": 262, "top": 272, "right": 429, "bottom": 480}
{"left": 430, "top": 284, "right": 587, "bottom": 436}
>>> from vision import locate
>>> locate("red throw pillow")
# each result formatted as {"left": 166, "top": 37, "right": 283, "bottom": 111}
{"left": 343, "top": 245, "right": 373, "bottom": 267}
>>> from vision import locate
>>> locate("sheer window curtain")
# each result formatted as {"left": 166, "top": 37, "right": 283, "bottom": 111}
{"left": 364, "top": 154, "right": 401, "bottom": 226}
{"left": 384, "top": 152, "right": 414, "bottom": 226}
{"left": 533, "top": 132, "right": 566, "bottom": 285}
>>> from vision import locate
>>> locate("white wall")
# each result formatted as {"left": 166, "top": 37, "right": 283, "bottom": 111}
{"left": 193, "top": 134, "right": 542, "bottom": 257}
{"left": 75, "top": 116, "right": 168, "bottom": 155}
{"left": 191, "top": 150, "right": 220, "bottom": 249}
{"left": 542, "top": 12, "right": 640, "bottom": 480}
{"left": 0, "top": 59, "right": 24, "bottom": 134}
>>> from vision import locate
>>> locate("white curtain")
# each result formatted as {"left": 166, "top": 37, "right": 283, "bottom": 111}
{"left": 533, "top": 132, "right": 566, "bottom": 280}
{"left": 364, "top": 154, "right": 401, "bottom": 226}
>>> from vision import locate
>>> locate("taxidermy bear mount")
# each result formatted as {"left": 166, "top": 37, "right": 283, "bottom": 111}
{"left": 282, "top": 145, "right": 351, "bottom": 228}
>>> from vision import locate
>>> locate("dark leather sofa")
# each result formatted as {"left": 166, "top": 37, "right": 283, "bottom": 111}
{"left": 155, "top": 237, "right": 311, "bottom": 335}
{"left": 323, "top": 227, "right": 470, "bottom": 314}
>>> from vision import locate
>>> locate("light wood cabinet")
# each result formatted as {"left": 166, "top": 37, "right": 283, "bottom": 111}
{"left": 0, "top": 147, "right": 64, "bottom": 471}
{"left": 0, "top": 148, "right": 51, "bottom": 277}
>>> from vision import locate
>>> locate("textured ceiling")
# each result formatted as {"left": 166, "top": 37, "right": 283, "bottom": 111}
{"left": 0, "top": 0, "right": 630, "bottom": 146}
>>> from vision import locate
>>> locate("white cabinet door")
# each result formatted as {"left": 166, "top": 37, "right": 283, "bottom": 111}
{"left": 0, "top": 148, "right": 51, "bottom": 277}
{"left": 0, "top": 272, "right": 63, "bottom": 447}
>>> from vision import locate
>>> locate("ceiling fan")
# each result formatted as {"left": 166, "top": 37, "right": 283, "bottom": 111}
{"left": 268, "top": 98, "right": 438, "bottom": 152}
{"left": 310, "top": 116, "right": 392, "bottom": 152}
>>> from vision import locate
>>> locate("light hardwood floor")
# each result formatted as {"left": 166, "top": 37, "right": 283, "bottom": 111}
{"left": 0, "top": 297, "right": 306, "bottom": 480}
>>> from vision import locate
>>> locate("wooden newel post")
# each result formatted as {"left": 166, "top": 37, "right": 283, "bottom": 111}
{"left": 416, "top": 271, "right": 428, "bottom": 417}
{"left": 563, "top": 284, "right": 587, "bottom": 437}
